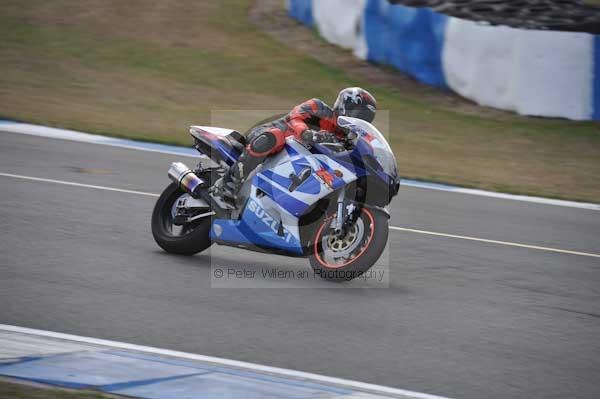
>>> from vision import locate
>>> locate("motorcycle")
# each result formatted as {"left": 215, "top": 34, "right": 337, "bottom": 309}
{"left": 151, "top": 116, "right": 400, "bottom": 281}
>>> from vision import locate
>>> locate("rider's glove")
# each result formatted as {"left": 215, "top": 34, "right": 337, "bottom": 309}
{"left": 316, "top": 131, "right": 338, "bottom": 143}
{"left": 301, "top": 129, "right": 338, "bottom": 145}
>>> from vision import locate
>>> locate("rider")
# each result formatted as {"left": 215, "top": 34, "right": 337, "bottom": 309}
{"left": 216, "top": 87, "right": 377, "bottom": 204}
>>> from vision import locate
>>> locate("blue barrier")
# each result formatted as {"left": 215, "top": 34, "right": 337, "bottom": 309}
{"left": 288, "top": 0, "right": 313, "bottom": 27}
{"left": 368, "top": 1, "right": 448, "bottom": 87}
{"left": 593, "top": 36, "right": 600, "bottom": 120}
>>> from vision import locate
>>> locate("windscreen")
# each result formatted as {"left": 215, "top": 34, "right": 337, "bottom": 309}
{"left": 338, "top": 116, "right": 398, "bottom": 178}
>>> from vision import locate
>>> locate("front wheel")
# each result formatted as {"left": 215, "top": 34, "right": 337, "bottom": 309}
{"left": 151, "top": 183, "right": 213, "bottom": 255}
{"left": 309, "top": 208, "right": 388, "bottom": 282}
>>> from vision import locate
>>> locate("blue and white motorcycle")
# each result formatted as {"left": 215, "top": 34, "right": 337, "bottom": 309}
{"left": 151, "top": 116, "right": 400, "bottom": 281}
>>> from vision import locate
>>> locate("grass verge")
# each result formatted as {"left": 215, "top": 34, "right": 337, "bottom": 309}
{"left": 1, "top": 0, "right": 599, "bottom": 202}
{"left": 0, "top": 379, "right": 121, "bottom": 399}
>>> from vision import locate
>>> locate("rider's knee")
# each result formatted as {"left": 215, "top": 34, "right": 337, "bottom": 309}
{"left": 247, "top": 130, "right": 284, "bottom": 157}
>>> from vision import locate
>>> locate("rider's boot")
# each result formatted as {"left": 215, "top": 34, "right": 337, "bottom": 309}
{"left": 213, "top": 154, "right": 248, "bottom": 207}
{"left": 214, "top": 130, "right": 276, "bottom": 208}
{"left": 215, "top": 171, "right": 241, "bottom": 206}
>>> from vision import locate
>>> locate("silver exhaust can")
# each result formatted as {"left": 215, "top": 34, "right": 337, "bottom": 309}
{"left": 168, "top": 162, "right": 206, "bottom": 197}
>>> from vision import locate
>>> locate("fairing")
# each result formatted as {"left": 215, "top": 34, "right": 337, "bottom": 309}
{"left": 337, "top": 116, "right": 398, "bottom": 179}
{"left": 189, "top": 126, "right": 243, "bottom": 165}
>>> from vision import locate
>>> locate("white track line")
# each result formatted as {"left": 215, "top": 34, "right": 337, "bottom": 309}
{"left": 2, "top": 172, "right": 599, "bottom": 259}
{"left": 0, "top": 122, "right": 200, "bottom": 158}
{"left": 398, "top": 181, "right": 600, "bottom": 211}
{"left": 1, "top": 122, "right": 599, "bottom": 211}
{"left": 0, "top": 172, "right": 159, "bottom": 198}
{"left": 0, "top": 324, "right": 452, "bottom": 399}
{"left": 390, "top": 227, "right": 600, "bottom": 259}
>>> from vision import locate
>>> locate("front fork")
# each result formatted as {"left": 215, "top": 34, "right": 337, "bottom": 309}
{"left": 330, "top": 188, "right": 360, "bottom": 234}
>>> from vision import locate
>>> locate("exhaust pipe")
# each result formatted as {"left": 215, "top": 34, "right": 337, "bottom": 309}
{"left": 168, "top": 162, "right": 206, "bottom": 198}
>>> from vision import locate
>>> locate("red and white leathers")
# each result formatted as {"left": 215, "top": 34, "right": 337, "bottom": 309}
{"left": 223, "top": 98, "right": 341, "bottom": 193}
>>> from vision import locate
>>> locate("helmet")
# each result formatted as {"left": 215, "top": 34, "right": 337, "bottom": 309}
{"left": 333, "top": 87, "right": 377, "bottom": 123}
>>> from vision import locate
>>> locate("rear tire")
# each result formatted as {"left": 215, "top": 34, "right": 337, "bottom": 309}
{"left": 151, "top": 183, "right": 213, "bottom": 255}
{"left": 309, "top": 208, "right": 388, "bottom": 282}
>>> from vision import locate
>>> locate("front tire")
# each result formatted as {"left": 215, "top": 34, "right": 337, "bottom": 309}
{"left": 151, "top": 183, "right": 213, "bottom": 255}
{"left": 309, "top": 208, "right": 388, "bottom": 282}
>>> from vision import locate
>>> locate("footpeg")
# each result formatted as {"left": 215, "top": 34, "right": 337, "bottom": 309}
{"left": 172, "top": 214, "right": 188, "bottom": 226}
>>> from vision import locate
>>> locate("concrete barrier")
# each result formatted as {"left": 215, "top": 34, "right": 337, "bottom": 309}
{"left": 287, "top": 0, "right": 600, "bottom": 120}
{"left": 312, "top": 0, "right": 367, "bottom": 59}
{"left": 443, "top": 18, "right": 597, "bottom": 120}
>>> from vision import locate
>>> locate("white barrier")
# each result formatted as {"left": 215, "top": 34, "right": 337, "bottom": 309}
{"left": 443, "top": 18, "right": 596, "bottom": 120}
{"left": 312, "top": 0, "right": 368, "bottom": 59}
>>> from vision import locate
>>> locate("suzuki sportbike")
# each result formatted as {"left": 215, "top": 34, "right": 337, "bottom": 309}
{"left": 151, "top": 116, "right": 400, "bottom": 281}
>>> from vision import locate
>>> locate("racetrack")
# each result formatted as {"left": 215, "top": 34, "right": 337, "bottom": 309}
{"left": 1, "top": 130, "right": 599, "bottom": 399}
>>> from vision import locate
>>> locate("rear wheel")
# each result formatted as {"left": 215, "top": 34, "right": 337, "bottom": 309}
{"left": 309, "top": 208, "right": 388, "bottom": 282}
{"left": 151, "top": 183, "right": 213, "bottom": 255}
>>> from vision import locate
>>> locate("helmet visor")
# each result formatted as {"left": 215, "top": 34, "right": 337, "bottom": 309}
{"left": 345, "top": 107, "right": 375, "bottom": 123}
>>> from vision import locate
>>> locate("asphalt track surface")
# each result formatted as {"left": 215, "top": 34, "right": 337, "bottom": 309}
{"left": 1, "top": 131, "right": 599, "bottom": 398}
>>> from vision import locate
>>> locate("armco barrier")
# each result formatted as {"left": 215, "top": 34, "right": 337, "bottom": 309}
{"left": 287, "top": 0, "right": 600, "bottom": 121}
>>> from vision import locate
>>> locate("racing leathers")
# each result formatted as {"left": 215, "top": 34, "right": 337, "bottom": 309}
{"left": 218, "top": 98, "right": 341, "bottom": 202}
